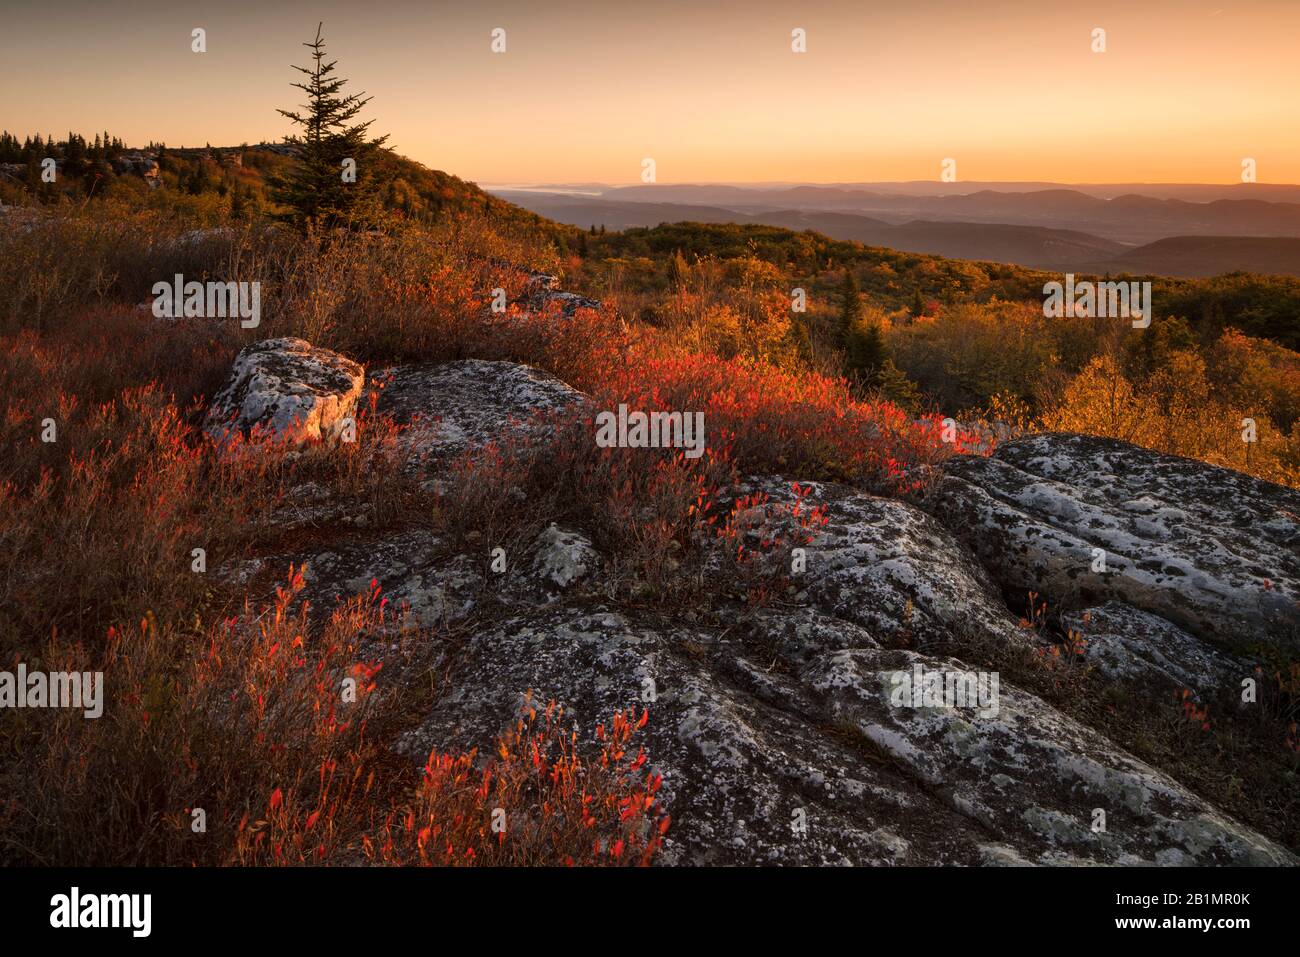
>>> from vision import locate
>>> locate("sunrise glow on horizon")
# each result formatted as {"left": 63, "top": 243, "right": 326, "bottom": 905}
{"left": 2, "top": 0, "right": 1297, "bottom": 185}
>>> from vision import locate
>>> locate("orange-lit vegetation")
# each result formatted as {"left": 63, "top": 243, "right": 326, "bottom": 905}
{"left": 433, "top": 296, "right": 974, "bottom": 600}
{"left": 572, "top": 227, "right": 1300, "bottom": 488}
{"left": 885, "top": 303, "right": 1300, "bottom": 486}
{"left": 1, "top": 567, "right": 664, "bottom": 866}
{"left": 5, "top": 154, "right": 1300, "bottom": 864}
{"left": 0, "top": 202, "right": 971, "bottom": 864}
{"left": 2, "top": 570, "right": 399, "bottom": 865}
{"left": 367, "top": 699, "right": 667, "bottom": 866}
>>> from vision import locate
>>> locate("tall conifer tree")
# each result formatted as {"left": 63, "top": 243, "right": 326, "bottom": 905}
{"left": 271, "top": 23, "right": 388, "bottom": 231}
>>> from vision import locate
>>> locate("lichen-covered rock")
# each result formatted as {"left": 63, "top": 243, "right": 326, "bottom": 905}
{"left": 929, "top": 434, "right": 1300, "bottom": 652}
{"left": 803, "top": 647, "right": 1295, "bottom": 865}
{"left": 741, "top": 478, "right": 1032, "bottom": 653}
{"left": 402, "top": 604, "right": 1293, "bottom": 866}
{"left": 370, "top": 359, "right": 585, "bottom": 479}
{"left": 287, "top": 528, "right": 481, "bottom": 629}
{"left": 739, "top": 605, "right": 882, "bottom": 668}
{"left": 402, "top": 606, "right": 993, "bottom": 865}
{"left": 1061, "top": 602, "right": 1250, "bottom": 696}
{"left": 531, "top": 524, "right": 600, "bottom": 589}
{"left": 524, "top": 272, "right": 559, "bottom": 293}
{"left": 206, "top": 337, "right": 364, "bottom": 447}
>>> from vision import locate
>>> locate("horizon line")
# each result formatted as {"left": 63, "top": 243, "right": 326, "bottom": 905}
{"left": 483, "top": 179, "right": 1300, "bottom": 189}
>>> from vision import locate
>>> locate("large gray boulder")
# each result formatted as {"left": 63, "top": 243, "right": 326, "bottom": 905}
{"left": 929, "top": 433, "right": 1300, "bottom": 652}
{"left": 205, "top": 337, "right": 364, "bottom": 448}
{"left": 371, "top": 359, "right": 585, "bottom": 479}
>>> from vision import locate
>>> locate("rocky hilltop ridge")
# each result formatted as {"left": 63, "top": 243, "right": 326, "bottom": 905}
{"left": 204, "top": 288, "right": 1300, "bottom": 866}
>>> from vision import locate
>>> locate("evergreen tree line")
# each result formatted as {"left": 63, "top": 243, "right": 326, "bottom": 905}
{"left": 0, "top": 131, "right": 127, "bottom": 164}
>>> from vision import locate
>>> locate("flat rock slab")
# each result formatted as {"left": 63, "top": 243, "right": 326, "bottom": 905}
{"left": 241, "top": 523, "right": 605, "bottom": 629}
{"left": 304, "top": 534, "right": 481, "bottom": 629}
{"left": 206, "top": 337, "right": 364, "bottom": 447}
{"left": 803, "top": 647, "right": 1295, "bottom": 865}
{"left": 929, "top": 433, "right": 1300, "bottom": 652}
{"left": 403, "top": 604, "right": 1293, "bottom": 865}
{"left": 370, "top": 359, "right": 586, "bottom": 479}
{"left": 404, "top": 606, "right": 995, "bottom": 866}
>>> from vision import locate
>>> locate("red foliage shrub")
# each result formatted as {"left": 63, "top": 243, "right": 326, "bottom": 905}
{"left": 711, "top": 481, "right": 830, "bottom": 604}
{"left": 1, "top": 571, "right": 408, "bottom": 865}
{"left": 595, "top": 348, "right": 978, "bottom": 493}
{"left": 367, "top": 698, "right": 668, "bottom": 866}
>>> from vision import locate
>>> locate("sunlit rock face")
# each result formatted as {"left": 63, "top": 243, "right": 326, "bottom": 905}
{"left": 205, "top": 337, "right": 364, "bottom": 449}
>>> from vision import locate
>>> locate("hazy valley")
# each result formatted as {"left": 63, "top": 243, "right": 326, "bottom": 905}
{"left": 493, "top": 182, "right": 1300, "bottom": 276}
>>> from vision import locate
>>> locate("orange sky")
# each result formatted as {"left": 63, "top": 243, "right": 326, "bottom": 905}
{"left": 2, "top": 0, "right": 1297, "bottom": 184}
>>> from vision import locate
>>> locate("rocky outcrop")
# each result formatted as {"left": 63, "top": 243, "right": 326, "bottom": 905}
{"left": 741, "top": 478, "right": 1032, "bottom": 654}
{"left": 205, "top": 341, "right": 1298, "bottom": 866}
{"left": 1060, "top": 602, "right": 1249, "bottom": 696}
{"left": 400, "top": 601, "right": 1293, "bottom": 865}
{"left": 804, "top": 647, "right": 1289, "bottom": 865}
{"left": 371, "top": 359, "right": 585, "bottom": 480}
{"left": 271, "top": 521, "right": 602, "bottom": 629}
{"left": 112, "top": 152, "right": 160, "bottom": 177}
{"left": 524, "top": 272, "right": 601, "bottom": 315}
{"left": 929, "top": 433, "right": 1300, "bottom": 653}
{"left": 405, "top": 607, "right": 893, "bottom": 864}
{"left": 404, "top": 606, "right": 986, "bottom": 865}
{"left": 205, "top": 337, "right": 364, "bottom": 448}
{"left": 297, "top": 528, "right": 482, "bottom": 629}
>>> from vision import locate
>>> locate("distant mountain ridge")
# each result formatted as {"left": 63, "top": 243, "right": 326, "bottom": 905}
{"left": 493, "top": 186, "right": 1300, "bottom": 277}
{"left": 567, "top": 184, "right": 1300, "bottom": 244}
{"left": 564, "top": 181, "right": 1300, "bottom": 203}
{"left": 1084, "top": 236, "right": 1300, "bottom": 278}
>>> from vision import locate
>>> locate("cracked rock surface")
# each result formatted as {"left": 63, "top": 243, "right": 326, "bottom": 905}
{"left": 928, "top": 433, "right": 1300, "bottom": 653}
{"left": 371, "top": 359, "right": 585, "bottom": 481}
